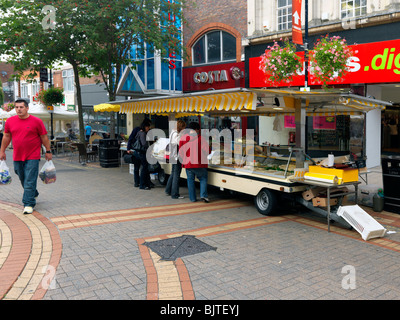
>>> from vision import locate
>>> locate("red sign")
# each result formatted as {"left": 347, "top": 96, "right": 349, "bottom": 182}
{"left": 250, "top": 38, "right": 400, "bottom": 88}
{"left": 284, "top": 115, "right": 296, "bottom": 128}
{"left": 292, "top": 0, "right": 303, "bottom": 45}
{"left": 313, "top": 116, "right": 337, "bottom": 130}
{"left": 183, "top": 62, "right": 245, "bottom": 91}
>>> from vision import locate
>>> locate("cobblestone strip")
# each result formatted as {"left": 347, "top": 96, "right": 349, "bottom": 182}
{"left": 51, "top": 200, "right": 249, "bottom": 231}
{"left": 137, "top": 216, "right": 286, "bottom": 300}
{"left": 0, "top": 201, "right": 62, "bottom": 300}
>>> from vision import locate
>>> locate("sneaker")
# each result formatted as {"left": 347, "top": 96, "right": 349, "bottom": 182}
{"left": 23, "top": 206, "right": 34, "bottom": 215}
{"left": 172, "top": 196, "right": 184, "bottom": 199}
{"left": 201, "top": 197, "right": 210, "bottom": 203}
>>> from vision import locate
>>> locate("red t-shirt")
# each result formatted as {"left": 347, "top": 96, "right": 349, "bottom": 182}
{"left": 4, "top": 115, "right": 47, "bottom": 161}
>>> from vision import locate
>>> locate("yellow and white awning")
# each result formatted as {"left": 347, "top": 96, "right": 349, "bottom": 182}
{"left": 94, "top": 90, "right": 257, "bottom": 115}
{"left": 93, "top": 103, "right": 121, "bottom": 112}
{"left": 94, "top": 88, "right": 391, "bottom": 116}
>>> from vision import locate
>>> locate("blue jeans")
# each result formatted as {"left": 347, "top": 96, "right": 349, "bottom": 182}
{"left": 186, "top": 168, "right": 208, "bottom": 202}
{"left": 165, "top": 162, "right": 182, "bottom": 198}
{"left": 14, "top": 160, "right": 40, "bottom": 208}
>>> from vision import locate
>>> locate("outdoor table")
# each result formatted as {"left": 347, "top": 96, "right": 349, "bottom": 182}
{"left": 301, "top": 180, "right": 361, "bottom": 232}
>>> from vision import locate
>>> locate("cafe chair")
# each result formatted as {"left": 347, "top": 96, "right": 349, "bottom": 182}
{"left": 76, "top": 143, "right": 97, "bottom": 164}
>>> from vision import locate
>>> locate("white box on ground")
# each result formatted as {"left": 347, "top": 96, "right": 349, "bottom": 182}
{"left": 337, "top": 205, "right": 387, "bottom": 241}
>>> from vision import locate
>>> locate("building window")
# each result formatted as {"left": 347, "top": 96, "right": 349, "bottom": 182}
{"left": 32, "top": 80, "right": 40, "bottom": 97}
{"left": 277, "top": 0, "right": 292, "bottom": 31}
{"left": 341, "top": 0, "right": 367, "bottom": 19}
{"left": 62, "top": 69, "right": 74, "bottom": 92}
{"left": 192, "top": 31, "right": 236, "bottom": 65}
{"left": 21, "top": 83, "right": 29, "bottom": 99}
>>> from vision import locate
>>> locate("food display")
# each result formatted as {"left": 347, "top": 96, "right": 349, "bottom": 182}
{"left": 208, "top": 138, "right": 297, "bottom": 177}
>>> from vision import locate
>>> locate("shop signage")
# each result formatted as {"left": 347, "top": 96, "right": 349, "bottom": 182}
{"left": 249, "top": 39, "right": 400, "bottom": 87}
{"left": 183, "top": 62, "right": 245, "bottom": 91}
{"left": 292, "top": 0, "right": 303, "bottom": 45}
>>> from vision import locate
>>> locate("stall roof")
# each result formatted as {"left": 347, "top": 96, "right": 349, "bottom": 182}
{"left": 94, "top": 88, "right": 392, "bottom": 116}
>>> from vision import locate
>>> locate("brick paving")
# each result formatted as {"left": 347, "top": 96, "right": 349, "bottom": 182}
{"left": 0, "top": 149, "right": 400, "bottom": 301}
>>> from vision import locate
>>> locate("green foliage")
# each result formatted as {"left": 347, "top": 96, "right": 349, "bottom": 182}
{"left": 37, "top": 87, "right": 64, "bottom": 106}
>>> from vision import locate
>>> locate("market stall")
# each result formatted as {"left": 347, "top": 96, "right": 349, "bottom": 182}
{"left": 95, "top": 88, "right": 391, "bottom": 237}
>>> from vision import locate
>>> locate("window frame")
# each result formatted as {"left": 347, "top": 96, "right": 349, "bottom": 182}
{"left": 340, "top": 0, "right": 367, "bottom": 19}
{"left": 62, "top": 69, "right": 74, "bottom": 92}
{"left": 277, "top": 0, "right": 292, "bottom": 31}
{"left": 191, "top": 30, "right": 237, "bottom": 66}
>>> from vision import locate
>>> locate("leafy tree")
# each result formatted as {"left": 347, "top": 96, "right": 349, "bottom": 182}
{"left": 83, "top": 0, "right": 185, "bottom": 138}
{"left": 0, "top": 0, "right": 100, "bottom": 142}
{"left": 0, "top": 0, "right": 185, "bottom": 140}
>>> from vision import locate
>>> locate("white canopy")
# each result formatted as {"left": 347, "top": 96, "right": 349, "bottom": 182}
{"left": 6, "top": 103, "right": 78, "bottom": 121}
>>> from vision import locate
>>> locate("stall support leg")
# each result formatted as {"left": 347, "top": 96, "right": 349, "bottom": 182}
{"left": 327, "top": 187, "right": 331, "bottom": 232}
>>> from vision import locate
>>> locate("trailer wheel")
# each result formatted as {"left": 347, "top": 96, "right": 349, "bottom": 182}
{"left": 158, "top": 169, "right": 169, "bottom": 186}
{"left": 254, "top": 189, "right": 277, "bottom": 216}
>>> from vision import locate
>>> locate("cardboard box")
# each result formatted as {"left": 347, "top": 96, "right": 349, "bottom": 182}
{"left": 312, "top": 197, "right": 338, "bottom": 207}
{"left": 302, "top": 187, "right": 325, "bottom": 201}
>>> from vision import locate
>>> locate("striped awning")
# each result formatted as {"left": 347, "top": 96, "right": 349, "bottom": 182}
{"left": 118, "top": 91, "right": 257, "bottom": 115}
{"left": 93, "top": 103, "right": 121, "bottom": 112}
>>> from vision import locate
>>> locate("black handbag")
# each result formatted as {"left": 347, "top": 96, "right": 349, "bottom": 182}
{"left": 123, "top": 153, "right": 134, "bottom": 163}
{"left": 133, "top": 137, "right": 146, "bottom": 153}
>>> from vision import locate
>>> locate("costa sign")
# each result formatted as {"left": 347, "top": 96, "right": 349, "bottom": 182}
{"left": 183, "top": 62, "right": 245, "bottom": 91}
{"left": 249, "top": 39, "right": 400, "bottom": 87}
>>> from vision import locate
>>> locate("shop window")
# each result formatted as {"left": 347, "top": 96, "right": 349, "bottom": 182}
{"left": 341, "top": 0, "right": 367, "bottom": 19}
{"left": 382, "top": 107, "right": 400, "bottom": 154}
{"left": 192, "top": 31, "right": 236, "bottom": 65}
{"left": 277, "top": 0, "right": 292, "bottom": 31}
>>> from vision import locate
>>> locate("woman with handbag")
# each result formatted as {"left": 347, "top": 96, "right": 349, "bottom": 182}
{"left": 165, "top": 120, "right": 186, "bottom": 199}
{"left": 133, "top": 119, "right": 152, "bottom": 190}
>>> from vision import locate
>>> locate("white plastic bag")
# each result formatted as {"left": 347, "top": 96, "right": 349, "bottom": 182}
{"left": 39, "top": 160, "right": 56, "bottom": 184}
{"left": 0, "top": 160, "right": 12, "bottom": 185}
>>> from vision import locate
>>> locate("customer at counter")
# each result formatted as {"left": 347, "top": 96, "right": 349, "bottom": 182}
{"left": 179, "top": 121, "right": 210, "bottom": 203}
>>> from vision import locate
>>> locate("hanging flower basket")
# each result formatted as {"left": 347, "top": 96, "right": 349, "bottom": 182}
{"left": 1, "top": 102, "right": 15, "bottom": 112}
{"left": 259, "top": 39, "right": 302, "bottom": 84}
{"left": 36, "top": 87, "right": 64, "bottom": 107}
{"left": 309, "top": 35, "right": 353, "bottom": 87}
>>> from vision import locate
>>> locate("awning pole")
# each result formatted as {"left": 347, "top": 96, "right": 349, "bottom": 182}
{"left": 295, "top": 98, "right": 306, "bottom": 167}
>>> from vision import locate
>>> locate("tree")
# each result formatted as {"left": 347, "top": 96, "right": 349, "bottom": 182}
{"left": 83, "top": 0, "right": 185, "bottom": 138}
{"left": 0, "top": 0, "right": 95, "bottom": 142}
{"left": 0, "top": 0, "right": 186, "bottom": 141}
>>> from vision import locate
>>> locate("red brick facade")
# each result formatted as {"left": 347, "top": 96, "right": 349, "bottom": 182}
{"left": 183, "top": 0, "right": 247, "bottom": 67}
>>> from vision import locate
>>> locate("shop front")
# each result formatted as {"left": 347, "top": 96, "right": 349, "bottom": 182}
{"left": 247, "top": 37, "right": 400, "bottom": 167}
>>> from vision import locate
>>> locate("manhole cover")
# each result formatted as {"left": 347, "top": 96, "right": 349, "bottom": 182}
{"left": 144, "top": 235, "right": 217, "bottom": 261}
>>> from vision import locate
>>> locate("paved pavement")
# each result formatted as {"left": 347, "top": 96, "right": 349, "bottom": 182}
{"left": 1, "top": 149, "right": 400, "bottom": 302}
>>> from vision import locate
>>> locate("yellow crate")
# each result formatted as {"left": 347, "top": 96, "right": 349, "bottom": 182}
{"left": 308, "top": 166, "right": 359, "bottom": 183}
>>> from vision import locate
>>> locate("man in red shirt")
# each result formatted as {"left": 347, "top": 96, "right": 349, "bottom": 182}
{"left": 0, "top": 99, "right": 53, "bottom": 214}
{"left": 179, "top": 121, "right": 210, "bottom": 203}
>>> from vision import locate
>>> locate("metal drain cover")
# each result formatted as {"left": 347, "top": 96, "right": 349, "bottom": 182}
{"left": 144, "top": 235, "right": 217, "bottom": 261}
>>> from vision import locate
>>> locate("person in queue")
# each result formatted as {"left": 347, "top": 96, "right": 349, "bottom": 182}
{"left": 0, "top": 99, "right": 53, "bottom": 214}
{"left": 179, "top": 121, "right": 210, "bottom": 203}
{"left": 127, "top": 119, "right": 151, "bottom": 188}
{"left": 133, "top": 119, "right": 153, "bottom": 190}
{"left": 165, "top": 119, "right": 186, "bottom": 199}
